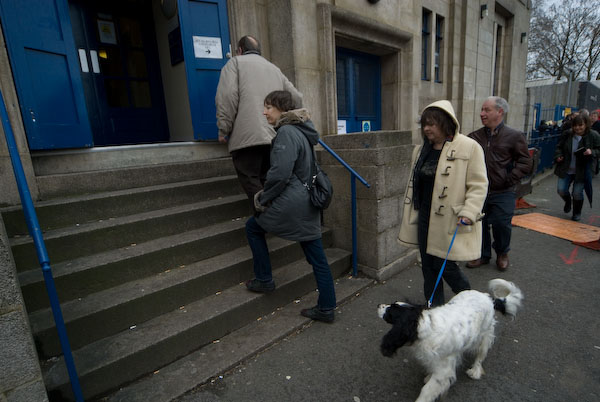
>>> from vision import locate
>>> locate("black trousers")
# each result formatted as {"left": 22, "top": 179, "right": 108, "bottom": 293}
{"left": 418, "top": 211, "right": 471, "bottom": 307}
{"left": 231, "top": 145, "right": 271, "bottom": 211}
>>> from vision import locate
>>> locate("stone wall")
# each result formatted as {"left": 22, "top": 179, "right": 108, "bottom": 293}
{"left": 0, "top": 215, "right": 48, "bottom": 401}
{"left": 319, "top": 130, "right": 419, "bottom": 280}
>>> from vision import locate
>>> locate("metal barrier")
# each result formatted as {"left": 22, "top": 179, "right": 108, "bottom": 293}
{"left": 318, "top": 139, "right": 370, "bottom": 277}
{"left": 528, "top": 128, "right": 561, "bottom": 173}
{"left": 0, "top": 89, "right": 84, "bottom": 401}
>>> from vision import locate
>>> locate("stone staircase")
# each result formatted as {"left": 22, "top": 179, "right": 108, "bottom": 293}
{"left": 0, "top": 156, "right": 367, "bottom": 401}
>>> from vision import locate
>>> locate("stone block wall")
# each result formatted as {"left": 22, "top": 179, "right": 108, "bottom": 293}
{"left": 0, "top": 215, "right": 48, "bottom": 401}
{"left": 319, "top": 130, "right": 419, "bottom": 280}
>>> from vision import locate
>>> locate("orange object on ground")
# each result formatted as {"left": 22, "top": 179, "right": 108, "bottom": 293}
{"left": 573, "top": 237, "right": 600, "bottom": 251}
{"left": 515, "top": 197, "right": 536, "bottom": 209}
{"left": 511, "top": 212, "right": 600, "bottom": 243}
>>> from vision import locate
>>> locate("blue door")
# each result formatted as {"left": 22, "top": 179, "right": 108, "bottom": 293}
{"left": 0, "top": 0, "right": 93, "bottom": 150}
{"left": 178, "top": 0, "right": 231, "bottom": 140}
{"left": 336, "top": 48, "right": 381, "bottom": 134}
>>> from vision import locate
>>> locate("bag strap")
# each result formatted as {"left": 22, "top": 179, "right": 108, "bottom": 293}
{"left": 295, "top": 135, "right": 318, "bottom": 189}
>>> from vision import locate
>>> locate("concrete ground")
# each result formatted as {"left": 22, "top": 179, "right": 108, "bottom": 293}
{"left": 178, "top": 172, "right": 600, "bottom": 402}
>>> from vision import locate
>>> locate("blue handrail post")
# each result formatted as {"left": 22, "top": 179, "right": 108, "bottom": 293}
{"left": 0, "top": 89, "right": 85, "bottom": 402}
{"left": 351, "top": 174, "right": 358, "bottom": 276}
{"left": 318, "top": 139, "right": 369, "bottom": 277}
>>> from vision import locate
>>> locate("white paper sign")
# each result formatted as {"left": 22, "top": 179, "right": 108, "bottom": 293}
{"left": 337, "top": 120, "right": 347, "bottom": 134}
{"left": 193, "top": 36, "right": 223, "bottom": 59}
{"left": 97, "top": 20, "right": 117, "bottom": 45}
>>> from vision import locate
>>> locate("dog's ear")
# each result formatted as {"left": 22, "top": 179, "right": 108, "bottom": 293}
{"left": 381, "top": 325, "right": 408, "bottom": 356}
{"left": 380, "top": 307, "right": 421, "bottom": 357}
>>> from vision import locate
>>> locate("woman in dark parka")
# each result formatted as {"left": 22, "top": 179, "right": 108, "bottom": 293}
{"left": 554, "top": 113, "right": 600, "bottom": 221}
{"left": 244, "top": 90, "right": 336, "bottom": 323}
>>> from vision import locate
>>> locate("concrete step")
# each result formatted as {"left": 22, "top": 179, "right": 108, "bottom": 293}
{"left": 35, "top": 158, "right": 236, "bottom": 200}
{"left": 18, "top": 218, "right": 250, "bottom": 313}
{"left": 1, "top": 175, "right": 243, "bottom": 237}
{"left": 29, "top": 236, "right": 306, "bottom": 358}
{"left": 108, "top": 275, "right": 373, "bottom": 402}
{"left": 42, "top": 248, "right": 353, "bottom": 401}
{"left": 10, "top": 194, "right": 249, "bottom": 271}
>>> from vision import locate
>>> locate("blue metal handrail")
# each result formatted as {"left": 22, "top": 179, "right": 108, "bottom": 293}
{"left": 0, "top": 89, "right": 84, "bottom": 401}
{"left": 318, "top": 139, "right": 370, "bottom": 276}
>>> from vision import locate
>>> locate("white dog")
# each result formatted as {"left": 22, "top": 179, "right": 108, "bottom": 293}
{"left": 378, "top": 279, "right": 523, "bottom": 402}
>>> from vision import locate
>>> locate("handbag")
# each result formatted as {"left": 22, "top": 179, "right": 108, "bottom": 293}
{"left": 298, "top": 144, "right": 333, "bottom": 210}
{"left": 308, "top": 163, "right": 333, "bottom": 209}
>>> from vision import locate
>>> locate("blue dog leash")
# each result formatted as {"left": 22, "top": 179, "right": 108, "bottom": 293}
{"left": 427, "top": 223, "right": 460, "bottom": 309}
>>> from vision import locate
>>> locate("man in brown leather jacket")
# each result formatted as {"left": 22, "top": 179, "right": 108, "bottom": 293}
{"left": 467, "top": 96, "right": 533, "bottom": 271}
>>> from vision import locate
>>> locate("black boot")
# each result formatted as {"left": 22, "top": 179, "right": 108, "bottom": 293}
{"left": 572, "top": 199, "right": 583, "bottom": 221}
{"left": 561, "top": 194, "right": 572, "bottom": 213}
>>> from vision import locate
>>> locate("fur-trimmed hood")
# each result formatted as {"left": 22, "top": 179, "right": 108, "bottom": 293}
{"left": 275, "top": 108, "right": 319, "bottom": 146}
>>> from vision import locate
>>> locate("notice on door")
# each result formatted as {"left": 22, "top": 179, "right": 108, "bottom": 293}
{"left": 193, "top": 36, "right": 223, "bottom": 59}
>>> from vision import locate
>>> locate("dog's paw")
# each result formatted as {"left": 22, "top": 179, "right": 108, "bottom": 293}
{"left": 466, "top": 365, "right": 485, "bottom": 380}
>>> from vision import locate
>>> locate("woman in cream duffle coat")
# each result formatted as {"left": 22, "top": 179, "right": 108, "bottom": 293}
{"left": 399, "top": 100, "right": 488, "bottom": 306}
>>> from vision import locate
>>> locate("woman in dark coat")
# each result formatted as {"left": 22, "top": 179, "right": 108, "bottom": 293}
{"left": 244, "top": 90, "right": 336, "bottom": 323}
{"left": 554, "top": 114, "right": 600, "bottom": 221}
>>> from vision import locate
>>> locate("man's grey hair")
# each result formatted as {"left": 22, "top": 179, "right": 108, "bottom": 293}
{"left": 579, "top": 108, "right": 589, "bottom": 118}
{"left": 487, "top": 96, "right": 509, "bottom": 115}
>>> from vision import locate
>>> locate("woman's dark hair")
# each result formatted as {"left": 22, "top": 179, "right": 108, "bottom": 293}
{"left": 571, "top": 114, "right": 590, "bottom": 134}
{"left": 419, "top": 107, "right": 457, "bottom": 139}
{"left": 264, "top": 90, "right": 295, "bottom": 112}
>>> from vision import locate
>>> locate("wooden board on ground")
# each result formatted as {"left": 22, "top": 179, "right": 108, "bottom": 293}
{"left": 512, "top": 212, "right": 600, "bottom": 243}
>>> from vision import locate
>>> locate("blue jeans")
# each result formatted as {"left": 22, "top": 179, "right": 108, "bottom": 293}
{"left": 481, "top": 192, "right": 516, "bottom": 260}
{"left": 245, "top": 216, "right": 336, "bottom": 310}
{"left": 557, "top": 174, "right": 584, "bottom": 201}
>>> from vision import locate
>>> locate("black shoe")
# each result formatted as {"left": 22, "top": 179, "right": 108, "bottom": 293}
{"left": 572, "top": 199, "right": 583, "bottom": 221}
{"left": 300, "top": 306, "right": 335, "bottom": 323}
{"left": 245, "top": 278, "right": 275, "bottom": 293}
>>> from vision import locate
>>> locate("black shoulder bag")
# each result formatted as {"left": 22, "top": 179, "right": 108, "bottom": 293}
{"left": 299, "top": 144, "right": 333, "bottom": 210}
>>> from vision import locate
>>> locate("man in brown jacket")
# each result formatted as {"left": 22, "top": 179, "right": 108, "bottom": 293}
{"left": 215, "top": 35, "right": 302, "bottom": 212}
{"left": 467, "top": 96, "right": 533, "bottom": 271}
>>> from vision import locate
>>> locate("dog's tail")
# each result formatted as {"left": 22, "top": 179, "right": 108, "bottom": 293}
{"left": 489, "top": 278, "right": 523, "bottom": 317}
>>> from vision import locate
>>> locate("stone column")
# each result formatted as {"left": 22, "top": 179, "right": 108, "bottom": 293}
{"left": 0, "top": 22, "right": 39, "bottom": 207}
{"left": 319, "top": 130, "right": 419, "bottom": 280}
{"left": 0, "top": 214, "right": 48, "bottom": 401}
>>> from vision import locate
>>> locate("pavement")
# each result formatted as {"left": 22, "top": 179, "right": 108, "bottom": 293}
{"left": 177, "top": 171, "right": 600, "bottom": 402}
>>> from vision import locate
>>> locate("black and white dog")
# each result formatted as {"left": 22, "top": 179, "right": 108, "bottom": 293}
{"left": 377, "top": 279, "right": 523, "bottom": 402}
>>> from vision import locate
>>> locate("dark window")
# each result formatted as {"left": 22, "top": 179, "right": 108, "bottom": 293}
{"left": 422, "top": 9, "right": 431, "bottom": 81}
{"left": 435, "top": 15, "right": 444, "bottom": 83}
{"left": 354, "top": 60, "right": 377, "bottom": 115}
{"left": 336, "top": 57, "right": 349, "bottom": 116}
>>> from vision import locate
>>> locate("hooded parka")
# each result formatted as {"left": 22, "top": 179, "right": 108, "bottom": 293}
{"left": 398, "top": 100, "right": 488, "bottom": 261}
{"left": 256, "top": 109, "right": 321, "bottom": 241}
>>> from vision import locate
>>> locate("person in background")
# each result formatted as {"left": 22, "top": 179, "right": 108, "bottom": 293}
{"left": 554, "top": 114, "right": 600, "bottom": 221}
{"left": 591, "top": 110, "right": 600, "bottom": 133}
{"left": 216, "top": 35, "right": 302, "bottom": 213}
{"left": 467, "top": 96, "right": 533, "bottom": 271}
{"left": 398, "top": 100, "right": 488, "bottom": 307}
{"left": 244, "top": 90, "right": 336, "bottom": 323}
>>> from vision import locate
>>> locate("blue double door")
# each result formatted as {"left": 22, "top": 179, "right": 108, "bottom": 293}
{"left": 0, "top": 0, "right": 230, "bottom": 150}
{"left": 336, "top": 47, "right": 381, "bottom": 134}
